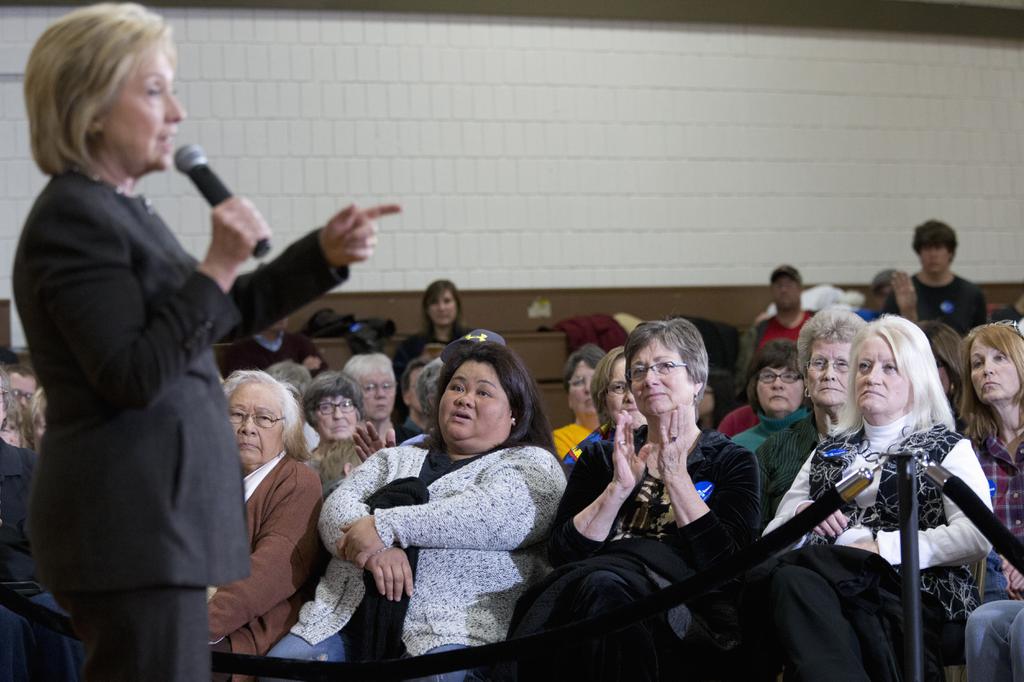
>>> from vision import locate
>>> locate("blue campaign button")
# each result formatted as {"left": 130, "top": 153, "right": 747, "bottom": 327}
{"left": 822, "top": 447, "right": 847, "bottom": 459}
{"left": 695, "top": 480, "right": 715, "bottom": 501}
{"left": 989, "top": 479, "right": 997, "bottom": 499}
{"left": 940, "top": 300, "right": 955, "bottom": 314}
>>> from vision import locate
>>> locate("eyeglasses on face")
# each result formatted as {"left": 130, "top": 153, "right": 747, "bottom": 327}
{"left": 317, "top": 398, "right": 356, "bottom": 416}
{"left": 626, "top": 361, "right": 686, "bottom": 383}
{"left": 362, "top": 382, "right": 395, "bottom": 394}
{"left": 807, "top": 357, "right": 849, "bottom": 374}
{"left": 757, "top": 369, "right": 802, "bottom": 384}
{"left": 568, "top": 376, "right": 591, "bottom": 389}
{"left": 11, "top": 389, "right": 32, "bottom": 401}
{"left": 228, "top": 411, "right": 284, "bottom": 429}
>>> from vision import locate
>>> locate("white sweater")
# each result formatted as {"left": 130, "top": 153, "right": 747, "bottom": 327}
{"left": 291, "top": 445, "right": 567, "bottom": 654}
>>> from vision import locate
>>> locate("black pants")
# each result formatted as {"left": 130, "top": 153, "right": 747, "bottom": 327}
{"left": 768, "top": 564, "right": 872, "bottom": 682}
{"left": 56, "top": 586, "right": 208, "bottom": 682}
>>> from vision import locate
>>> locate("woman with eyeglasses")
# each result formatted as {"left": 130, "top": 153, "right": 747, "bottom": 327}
{"left": 552, "top": 344, "right": 606, "bottom": 461}
{"left": 756, "top": 309, "right": 865, "bottom": 525}
{"left": 732, "top": 339, "right": 810, "bottom": 453}
{"left": 302, "top": 371, "right": 365, "bottom": 494}
{"left": 209, "top": 371, "right": 323, "bottom": 670}
{"left": 757, "top": 316, "right": 990, "bottom": 680}
{"left": 508, "top": 318, "right": 760, "bottom": 681}
{"left": 345, "top": 353, "right": 418, "bottom": 449}
{"left": 560, "top": 347, "right": 647, "bottom": 470}
{"left": 962, "top": 320, "right": 1024, "bottom": 681}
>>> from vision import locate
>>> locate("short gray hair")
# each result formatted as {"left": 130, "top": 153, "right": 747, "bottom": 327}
{"left": 343, "top": 352, "right": 394, "bottom": 383}
{"left": 266, "top": 360, "right": 313, "bottom": 395}
{"left": 415, "top": 358, "right": 444, "bottom": 422}
{"left": 624, "top": 317, "right": 709, "bottom": 402}
{"left": 796, "top": 309, "right": 866, "bottom": 370}
{"left": 302, "top": 371, "right": 363, "bottom": 427}
{"left": 222, "top": 370, "right": 309, "bottom": 462}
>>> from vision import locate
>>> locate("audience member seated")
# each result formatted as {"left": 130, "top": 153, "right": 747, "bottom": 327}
{"left": 920, "top": 320, "right": 966, "bottom": 429}
{"left": 267, "top": 338, "right": 565, "bottom": 681}
{"left": 508, "top": 318, "right": 760, "bottom": 681}
{"left": 208, "top": 371, "right": 324, "bottom": 666}
{"left": 855, "top": 268, "right": 898, "bottom": 322}
{"left": 759, "top": 315, "right": 990, "bottom": 680}
{"left": 399, "top": 358, "right": 429, "bottom": 436}
{"left": 990, "top": 282, "right": 1024, "bottom": 324}
{"left": 552, "top": 344, "right": 605, "bottom": 460}
{"left": 1, "top": 401, "right": 26, "bottom": 448}
{"left": 391, "top": 279, "right": 468, "bottom": 382}
{"left": 732, "top": 340, "right": 809, "bottom": 453}
{"left": 735, "top": 265, "right": 813, "bottom": 377}
{"left": 399, "top": 358, "right": 444, "bottom": 447}
{"left": 345, "top": 352, "right": 416, "bottom": 447}
{"left": 959, "top": 320, "right": 1024, "bottom": 610}
{"left": 222, "top": 317, "right": 326, "bottom": 376}
{"left": 303, "top": 371, "right": 365, "bottom": 494}
{"left": 698, "top": 368, "right": 737, "bottom": 431}
{"left": 5, "top": 365, "right": 37, "bottom": 409}
{"left": 883, "top": 219, "right": 986, "bottom": 334}
{"left": 0, "top": 368, "right": 83, "bottom": 681}
{"left": 756, "top": 309, "right": 864, "bottom": 526}
{"left": 562, "top": 346, "right": 647, "bottom": 469}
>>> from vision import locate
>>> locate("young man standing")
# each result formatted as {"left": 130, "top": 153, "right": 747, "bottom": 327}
{"left": 883, "top": 220, "right": 987, "bottom": 335}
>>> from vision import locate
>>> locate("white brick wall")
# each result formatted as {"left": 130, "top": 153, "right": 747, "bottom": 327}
{"left": 1, "top": 7, "right": 1023, "bottom": 346}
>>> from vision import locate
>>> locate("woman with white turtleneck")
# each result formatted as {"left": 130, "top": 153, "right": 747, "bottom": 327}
{"left": 760, "top": 315, "right": 991, "bottom": 681}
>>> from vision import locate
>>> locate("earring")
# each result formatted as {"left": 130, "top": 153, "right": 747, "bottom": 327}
{"left": 804, "top": 388, "right": 811, "bottom": 398}
{"left": 511, "top": 417, "right": 516, "bottom": 426}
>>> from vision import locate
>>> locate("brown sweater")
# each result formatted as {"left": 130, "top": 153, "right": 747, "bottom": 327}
{"left": 208, "top": 456, "right": 324, "bottom": 663}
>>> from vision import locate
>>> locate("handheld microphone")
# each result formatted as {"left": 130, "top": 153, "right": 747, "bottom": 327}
{"left": 174, "top": 144, "right": 270, "bottom": 258}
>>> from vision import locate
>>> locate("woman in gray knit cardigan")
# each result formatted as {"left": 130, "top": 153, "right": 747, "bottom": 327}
{"left": 266, "top": 337, "right": 566, "bottom": 680}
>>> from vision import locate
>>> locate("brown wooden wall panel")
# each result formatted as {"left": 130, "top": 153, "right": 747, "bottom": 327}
{"left": 8, "top": 0, "right": 1022, "bottom": 41}
{"left": 285, "top": 282, "right": 1022, "bottom": 340}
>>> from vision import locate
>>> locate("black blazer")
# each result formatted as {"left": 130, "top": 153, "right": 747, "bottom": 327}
{"left": 13, "top": 172, "right": 345, "bottom": 592}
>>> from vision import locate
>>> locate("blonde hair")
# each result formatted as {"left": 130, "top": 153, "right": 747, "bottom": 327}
{"left": 960, "top": 324, "right": 1024, "bottom": 446}
{"left": 223, "top": 370, "right": 310, "bottom": 463}
{"left": 834, "top": 315, "right": 954, "bottom": 436}
{"left": 24, "top": 3, "right": 175, "bottom": 175}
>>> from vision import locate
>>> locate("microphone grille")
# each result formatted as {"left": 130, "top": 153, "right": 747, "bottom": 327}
{"left": 174, "top": 144, "right": 208, "bottom": 173}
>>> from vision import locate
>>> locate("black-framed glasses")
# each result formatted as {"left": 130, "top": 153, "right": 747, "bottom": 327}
{"left": 757, "top": 369, "right": 802, "bottom": 384}
{"left": 317, "top": 398, "right": 356, "bottom": 416}
{"left": 807, "top": 357, "right": 849, "bottom": 374}
{"left": 10, "top": 388, "right": 32, "bottom": 401}
{"left": 228, "top": 411, "right": 284, "bottom": 429}
{"left": 626, "top": 361, "right": 686, "bottom": 383}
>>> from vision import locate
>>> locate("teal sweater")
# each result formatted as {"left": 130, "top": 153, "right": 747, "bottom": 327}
{"left": 731, "top": 407, "right": 809, "bottom": 456}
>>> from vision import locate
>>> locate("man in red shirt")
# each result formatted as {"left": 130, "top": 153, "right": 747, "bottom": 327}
{"left": 735, "top": 265, "right": 813, "bottom": 379}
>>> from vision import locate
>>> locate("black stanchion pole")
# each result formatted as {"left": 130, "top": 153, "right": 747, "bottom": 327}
{"left": 895, "top": 452, "right": 923, "bottom": 682}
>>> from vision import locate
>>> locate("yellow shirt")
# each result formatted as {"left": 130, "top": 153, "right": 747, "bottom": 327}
{"left": 552, "top": 423, "right": 592, "bottom": 461}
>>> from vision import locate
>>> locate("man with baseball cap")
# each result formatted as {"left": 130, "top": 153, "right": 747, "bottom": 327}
{"left": 735, "top": 265, "right": 813, "bottom": 377}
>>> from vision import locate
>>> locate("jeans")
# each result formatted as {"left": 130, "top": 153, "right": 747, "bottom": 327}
{"left": 0, "top": 591, "right": 84, "bottom": 682}
{"left": 965, "top": 600, "right": 1024, "bottom": 682}
{"left": 263, "top": 632, "right": 482, "bottom": 682}
{"left": 984, "top": 550, "right": 1010, "bottom": 603}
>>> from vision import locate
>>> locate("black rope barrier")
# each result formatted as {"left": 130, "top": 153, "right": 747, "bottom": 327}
{"left": 1, "top": 469, "right": 872, "bottom": 681}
